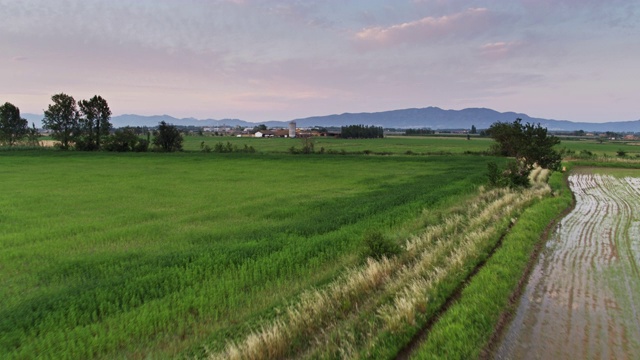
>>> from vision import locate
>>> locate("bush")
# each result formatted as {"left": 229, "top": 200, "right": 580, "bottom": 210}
{"left": 578, "top": 149, "right": 595, "bottom": 158}
{"left": 503, "top": 160, "right": 531, "bottom": 188}
{"left": 487, "top": 160, "right": 530, "bottom": 188}
{"left": 362, "top": 231, "right": 401, "bottom": 261}
{"left": 213, "top": 141, "right": 234, "bottom": 153}
{"left": 211, "top": 141, "right": 255, "bottom": 154}
{"left": 152, "top": 121, "right": 183, "bottom": 152}
{"left": 134, "top": 139, "right": 149, "bottom": 152}
{"left": 487, "top": 161, "right": 502, "bottom": 187}
{"left": 105, "top": 128, "right": 147, "bottom": 152}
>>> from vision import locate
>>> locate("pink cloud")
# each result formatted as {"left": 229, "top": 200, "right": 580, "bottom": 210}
{"left": 354, "top": 8, "right": 493, "bottom": 48}
{"left": 479, "top": 41, "right": 521, "bottom": 59}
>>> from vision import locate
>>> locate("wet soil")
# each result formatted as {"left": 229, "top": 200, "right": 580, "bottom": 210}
{"left": 493, "top": 174, "right": 640, "bottom": 359}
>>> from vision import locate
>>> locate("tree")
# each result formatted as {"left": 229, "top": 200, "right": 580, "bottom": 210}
{"left": 519, "top": 121, "right": 562, "bottom": 170}
{"left": 471, "top": 125, "right": 477, "bottom": 134}
{"left": 105, "top": 127, "right": 148, "bottom": 152}
{"left": 78, "top": 95, "right": 112, "bottom": 150}
{"left": 488, "top": 118, "right": 561, "bottom": 171}
{"left": 0, "top": 102, "right": 28, "bottom": 146}
{"left": 42, "top": 93, "right": 79, "bottom": 149}
{"left": 341, "top": 124, "right": 384, "bottom": 139}
{"left": 152, "top": 121, "right": 183, "bottom": 152}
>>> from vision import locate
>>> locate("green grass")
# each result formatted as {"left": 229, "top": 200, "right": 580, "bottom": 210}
{"left": 187, "top": 135, "right": 640, "bottom": 158}
{"left": 560, "top": 138, "right": 640, "bottom": 157}
{"left": 0, "top": 150, "right": 495, "bottom": 359}
{"left": 183, "top": 135, "right": 494, "bottom": 154}
{"left": 410, "top": 170, "right": 573, "bottom": 359}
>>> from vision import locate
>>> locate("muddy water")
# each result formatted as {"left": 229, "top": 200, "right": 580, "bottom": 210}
{"left": 494, "top": 174, "right": 640, "bottom": 359}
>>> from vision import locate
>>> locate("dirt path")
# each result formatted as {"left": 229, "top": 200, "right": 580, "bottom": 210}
{"left": 494, "top": 173, "right": 640, "bottom": 359}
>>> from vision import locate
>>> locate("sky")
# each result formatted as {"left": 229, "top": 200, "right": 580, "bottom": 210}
{"left": 1, "top": 0, "right": 639, "bottom": 123}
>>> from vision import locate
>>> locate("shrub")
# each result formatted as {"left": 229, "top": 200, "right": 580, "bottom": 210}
{"left": 503, "top": 160, "right": 531, "bottom": 188}
{"left": 579, "top": 149, "right": 594, "bottom": 158}
{"left": 200, "top": 141, "right": 212, "bottom": 153}
{"left": 487, "top": 160, "right": 530, "bottom": 188}
{"left": 134, "top": 139, "right": 149, "bottom": 152}
{"left": 104, "top": 128, "right": 146, "bottom": 152}
{"left": 487, "top": 161, "right": 502, "bottom": 187}
{"left": 362, "top": 231, "right": 401, "bottom": 261}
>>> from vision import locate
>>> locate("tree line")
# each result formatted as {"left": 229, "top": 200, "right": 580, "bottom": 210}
{"left": 0, "top": 94, "right": 183, "bottom": 152}
{"left": 340, "top": 124, "right": 384, "bottom": 139}
{"left": 405, "top": 128, "right": 435, "bottom": 136}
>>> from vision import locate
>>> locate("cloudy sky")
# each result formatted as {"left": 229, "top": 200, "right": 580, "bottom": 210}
{"left": 1, "top": 0, "right": 639, "bottom": 122}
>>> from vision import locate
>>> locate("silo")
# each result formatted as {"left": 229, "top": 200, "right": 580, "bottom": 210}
{"left": 288, "top": 121, "right": 296, "bottom": 138}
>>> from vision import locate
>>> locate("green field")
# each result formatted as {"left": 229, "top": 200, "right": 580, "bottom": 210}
{"left": 183, "top": 135, "right": 495, "bottom": 154}
{"left": 5, "top": 134, "right": 631, "bottom": 359}
{"left": 560, "top": 138, "right": 640, "bottom": 157}
{"left": 1, "top": 150, "right": 500, "bottom": 359}
{"left": 186, "top": 134, "right": 640, "bottom": 158}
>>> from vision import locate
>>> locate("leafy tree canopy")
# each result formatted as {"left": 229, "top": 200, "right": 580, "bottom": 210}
{"left": 105, "top": 127, "right": 148, "bottom": 152}
{"left": 0, "top": 102, "right": 28, "bottom": 146}
{"left": 78, "top": 95, "right": 112, "bottom": 150}
{"left": 152, "top": 121, "right": 183, "bottom": 152}
{"left": 43, "top": 93, "right": 80, "bottom": 150}
{"left": 488, "top": 118, "right": 561, "bottom": 171}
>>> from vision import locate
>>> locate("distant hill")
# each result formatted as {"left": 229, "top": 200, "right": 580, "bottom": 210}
{"left": 23, "top": 107, "right": 639, "bottom": 132}
{"left": 287, "top": 107, "right": 640, "bottom": 132}
{"left": 109, "top": 114, "right": 252, "bottom": 129}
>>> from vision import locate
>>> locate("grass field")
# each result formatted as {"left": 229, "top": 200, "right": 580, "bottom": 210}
{"left": 0, "top": 150, "right": 499, "bottom": 359}
{"left": 3, "top": 134, "right": 635, "bottom": 359}
{"left": 560, "top": 138, "right": 640, "bottom": 157}
{"left": 183, "top": 135, "right": 495, "bottom": 154}
{"left": 185, "top": 134, "right": 640, "bottom": 157}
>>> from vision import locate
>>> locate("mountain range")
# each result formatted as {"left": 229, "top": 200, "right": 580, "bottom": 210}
{"left": 24, "top": 107, "right": 639, "bottom": 133}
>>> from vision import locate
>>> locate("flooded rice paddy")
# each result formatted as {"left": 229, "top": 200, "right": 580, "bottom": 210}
{"left": 495, "top": 172, "right": 640, "bottom": 359}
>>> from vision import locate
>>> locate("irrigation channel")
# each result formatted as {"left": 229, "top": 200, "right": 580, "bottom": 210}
{"left": 494, "top": 173, "right": 640, "bottom": 359}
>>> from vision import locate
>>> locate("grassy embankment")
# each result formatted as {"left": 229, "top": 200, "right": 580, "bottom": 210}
{"left": 410, "top": 157, "right": 639, "bottom": 359}
{"left": 410, "top": 168, "right": 573, "bottom": 359}
{"left": 0, "top": 150, "right": 496, "bottom": 359}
